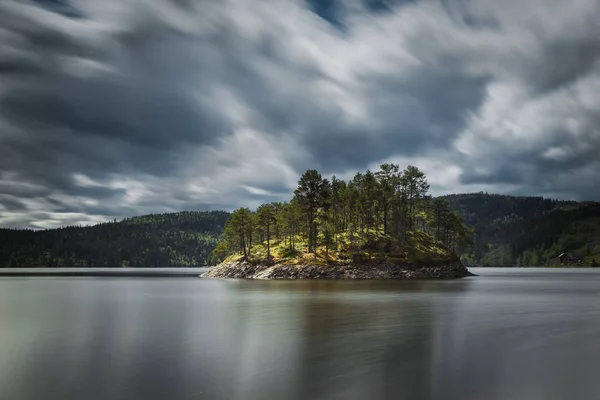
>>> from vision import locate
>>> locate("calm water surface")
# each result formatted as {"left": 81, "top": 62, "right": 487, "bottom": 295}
{"left": 1, "top": 268, "right": 599, "bottom": 400}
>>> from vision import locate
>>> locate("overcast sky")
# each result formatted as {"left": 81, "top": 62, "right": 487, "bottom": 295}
{"left": 1, "top": 0, "right": 599, "bottom": 229}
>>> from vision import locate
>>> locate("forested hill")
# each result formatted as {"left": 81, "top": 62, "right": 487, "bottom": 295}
{"left": 0, "top": 211, "right": 229, "bottom": 268}
{"left": 3, "top": 193, "right": 599, "bottom": 269}
{"left": 444, "top": 193, "right": 600, "bottom": 267}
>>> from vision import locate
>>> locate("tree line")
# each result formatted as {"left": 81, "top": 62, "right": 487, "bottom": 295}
{"left": 0, "top": 211, "right": 229, "bottom": 268}
{"left": 210, "top": 164, "right": 472, "bottom": 264}
{"left": 445, "top": 193, "right": 600, "bottom": 266}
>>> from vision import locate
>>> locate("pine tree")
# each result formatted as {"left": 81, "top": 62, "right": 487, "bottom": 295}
{"left": 401, "top": 165, "right": 430, "bottom": 230}
{"left": 224, "top": 208, "right": 254, "bottom": 258}
{"left": 294, "top": 170, "right": 327, "bottom": 253}
{"left": 375, "top": 163, "right": 400, "bottom": 236}
{"left": 256, "top": 203, "right": 276, "bottom": 261}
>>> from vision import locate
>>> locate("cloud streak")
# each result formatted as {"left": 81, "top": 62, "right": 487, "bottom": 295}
{"left": 1, "top": 0, "right": 599, "bottom": 228}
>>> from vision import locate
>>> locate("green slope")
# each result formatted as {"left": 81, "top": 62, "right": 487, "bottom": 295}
{"left": 0, "top": 211, "right": 229, "bottom": 268}
{"left": 444, "top": 193, "right": 600, "bottom": 266}
{"left": 4, "top": 193, "right": 599, "bottom": 269}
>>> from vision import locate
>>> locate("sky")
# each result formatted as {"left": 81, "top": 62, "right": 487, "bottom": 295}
{"left": 1, "top": 0, "right": 599, "bottom": 229}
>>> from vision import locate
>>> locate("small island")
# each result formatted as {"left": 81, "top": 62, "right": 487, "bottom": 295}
{"left": 203, "top": 164, "right": 473, "bottom": 279}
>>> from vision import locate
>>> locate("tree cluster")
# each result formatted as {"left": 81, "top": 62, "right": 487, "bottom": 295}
{"left": 212, "top": 165, "right": 472, "bottom": 265}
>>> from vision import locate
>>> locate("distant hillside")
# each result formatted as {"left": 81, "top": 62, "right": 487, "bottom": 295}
{"left": 4, "top": 193, "right": 599, "bottom": 269}
{"left": 444, "top": 193, "right": 600, "bottom": 267}
{"left": 0, "top": 211, "right": 230, "bottom": 268}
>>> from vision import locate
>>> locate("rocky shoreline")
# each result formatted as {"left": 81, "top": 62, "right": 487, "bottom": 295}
{"left": 201, "top": 259, "right": 474, "bottom": 280}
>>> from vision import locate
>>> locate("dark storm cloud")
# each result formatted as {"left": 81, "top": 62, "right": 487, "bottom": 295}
{"left": 2, "top": 74, "right": 225, "bottom": 150}
{"left": 0, "top": 0, "right": 235, "bottom": 225}
{"left": 31, "top": 0, "right": 83, "bottom": 18}
{"left": 306, "top": 0, "right": 342, "bottom": 26}
{"left": 306, "top": 0, "right": 417, "bottom": 26}
{"left": 523, "top": 42, "right": 600, "bottom": 95}
{"left": 1, "top": 0, "right": 600, "bottom": 228}
{"left": 0, "top": 196, "right": 29, "bottom": 212}
{"left": 461, "top": 112, "right": 600, "bottom": 193}
{"left": 0, "top": 180, "right": 49, "bottom": 199}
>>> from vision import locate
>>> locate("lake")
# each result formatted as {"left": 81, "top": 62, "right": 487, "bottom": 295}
{"left": 1, "top": 267, "right": 599, "bottom": 400}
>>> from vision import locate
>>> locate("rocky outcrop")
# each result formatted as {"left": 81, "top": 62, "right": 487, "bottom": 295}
{"left": 201, "top": 259, "right": 473, "bottom": 280}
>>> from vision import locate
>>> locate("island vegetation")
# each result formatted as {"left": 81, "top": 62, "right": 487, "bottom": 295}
{"left": 204, "top": 165, "right": 473, "bottom": 279}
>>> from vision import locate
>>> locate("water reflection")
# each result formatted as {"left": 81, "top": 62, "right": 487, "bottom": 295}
{"left": 1, "top": 272, "right": 600, "bottom": 399}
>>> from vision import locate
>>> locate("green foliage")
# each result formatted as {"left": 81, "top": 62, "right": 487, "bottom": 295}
{"left": 224, "top": 207, "right": 254, "bottom": 258}
{"left": 216, "top": 165, "right": 471, "bottom": 267}
{"left": 445, "top": 193, "right": 600, "bottom": 266}
{"left": 256, "top": 203, "right": 277, "bottom": 260}
{"left": 207, "top": 241, "right": 231, "bottom": 265}
{"left": 0, "top": 211, "right": 229, "bottom": 267}
{"left": 294, "top": 169, "right": 328, "bottom": 253}
{"left": 9, "top": 188, "right": 596, "bottom": 270}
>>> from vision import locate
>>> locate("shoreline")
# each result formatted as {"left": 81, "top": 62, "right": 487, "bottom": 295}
{"left": 202, "top": 259, "right": 474, "bottom": 280}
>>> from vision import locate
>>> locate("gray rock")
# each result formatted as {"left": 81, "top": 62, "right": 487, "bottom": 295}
{"left": 201, "top": 260, "right": 474, "bottom": 280}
